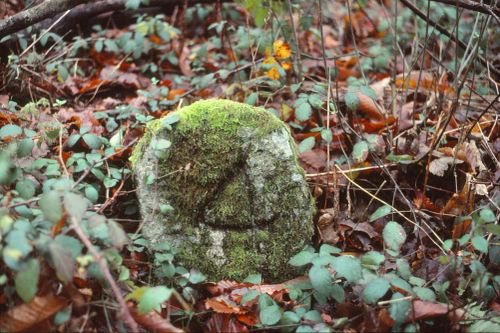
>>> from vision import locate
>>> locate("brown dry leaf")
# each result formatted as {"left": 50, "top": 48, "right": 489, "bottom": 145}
{"left": 205, "top": 296, "right": 245, "bottom": 314}
{"left": 441, "top": 174, "right": 474, "bottom": 218}
{"left": 395, "top": 71, "right": 437, "bottom": 92}
{"left": 414, "top": 189, "right": 440, "bottom": 212}
{"left": 356, "top": 91, "right": 385, "bottom": 120}
{"left": 206, "top": 313, "right": 249, "bottom": 333}
{"left": 0, "top": 294, "right": 69, "bottom": 332}
{"left": 179, "top": 45, "right": 195, "bottom": 77}
{"left": 409, "top": 300, "right": 464, "bottom": 322}
{"left": 236, "top": 312, "right": 259, "bottom": 326}
{"left": 130, "top": 307, "right": 183, "bottom": 333}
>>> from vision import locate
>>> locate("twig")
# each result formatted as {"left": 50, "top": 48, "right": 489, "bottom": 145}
{"left": 334, "top": 164, "right": 446, "bottom": 254}
{"left": 70, "top": 216, "right": 139, "bottom": 332}
{"left": 306, "top": 163, "right": 397, "bottom": 178}
{"left": 400, "top": 0, "right": 499, "bottom": 77}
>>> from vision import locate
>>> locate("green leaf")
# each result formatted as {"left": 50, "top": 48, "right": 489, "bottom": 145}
{"left": 39, "top": 190, "right": 63, "bottom": 223}
{"left": 243, "top": 273, "right": 262, "bottom": 284}
{"left": 352, "top": 141, "right": 369, "bottom": 163}
{"left": 55, "top": 235, "right": 83, "bottom": 259}
{"left": 389, "top": 292, "right": 411, "bottom": 324}
{"left": 159, "top": 204, "right": 174, "bottom": 214}
{"left": 363, "top": 277, "right": 390, "bottom": 304}
{"left": 414, "top": 287, "right": 436, "bottom": 301}
{"left": 332, "top": 256, "right": 363, "bottom": 283}
{"left": 15, "top": 179, "right": 36, "bottom": 199}
{"left": 49, "top": 243, "right": 74, "bottom": 282}
{"left": 126, "top": 0, "right": 141, "bottom": 9}
{"left": 281, "top": 311, "right": 300, "bottom": 325}
{"left": 188, "top": 270, "right": 206, "bottom": 284}
{"left": 396, "top": 259, "right": 411, "bottom": 279}
{"left": 82, "top": 133, "right": 102, "bottom": 149}
{"left": 289, "top": 250, "right": 317, "bottom": 267}
{"left": 361, "top": 251, "right": 385, "bottom": 270}
{"left": 108, "top": 220, "right": 129, "bottom": 249}
{"left": 330, "top": 284, "right": 345, "bottom": 303}
{"left": 163, "top": 113, "right": 180, "bottom": 127}
{"left": 383, "top": 221, "right": 406, "bottom": 254}
{"left": 0, "top": 124, "right": 22, "bottom": 139}
{"left": 471, "top": 236, "right": 488, "bottom": 253}
{"left": 241, "top": 290, "right": 260, "bottom": 304}
{"left": 245, "top": 92, "right": 259, "bottom": 106}
{"left": 64, "top": 192, "right": 88, "bottom": 222}
{"left": 320, "top": 129, "right": 333, "bottom": 144}
{"left": 319, "top": 244, "right": 341, "bottom": 256}
{"left": 309, "top": 265, "right": 332, "bottom": 293}
{"left": 17, "top": 138, "right": 34, "bottom": 157}
{"left": 345, "top": 90, "right": 359, "bottom": 111}
{"left": 369, "top": 205, "right": 391, "bottom": 222}
{"left": 359, "top": 86, "right": 377, "bottom": 100}
{"left": 85, "top": 186, "right": 98, "bottom": 203}
{"left": 67, "top": 134, "right": 81, "bottom": 147}
{"left": 298, "top": 137, "right": 315, "bottom": 153}
{"left": 295, "top": 102, "right": 312, "bottom": 122}
{"left": 54, "top": 306, "right": 72, "bottom": 325}
{"left": 260, "top": 304, "right": 281, "bottom": 326}
{"left": 479, "top": 208, "right": 496, "bottom": 223}
{"left": 15, "top": 259, "right": 40, "bottom": 302}
{"left": 138, "top": 286, "right": 172, "bottom": 314}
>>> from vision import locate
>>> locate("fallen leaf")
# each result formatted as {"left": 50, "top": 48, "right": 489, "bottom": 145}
{"left": 0, "top": 294, "right": 69, "bottom": 332}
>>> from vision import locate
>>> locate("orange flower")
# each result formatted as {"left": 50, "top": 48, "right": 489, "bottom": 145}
{"left": 273, "top": 40, "right": 291, "bottom": 59}
{"left": 266, "top": 67, "right": 280, "bottom": 80}
{"left": 281, "top": 61, "right": 292, "bottom": 71}
{"left": 263, "top": 55, "right": 277, "bottom": 64}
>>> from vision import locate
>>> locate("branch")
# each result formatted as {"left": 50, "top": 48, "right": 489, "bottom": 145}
{"left": 0, "top": 0, "right": 85, "bottom": 39}
{"left": 0, "top": 0, "right": 228, "bottom": 39}
{"left": 400, "top": 0, "right": 500, "bottom": 77}
{"left": 429, "top": 0, "right": 500, "bottom": 17}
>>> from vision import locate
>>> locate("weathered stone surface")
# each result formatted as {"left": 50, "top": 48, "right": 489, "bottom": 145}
{"left": 131, "top": 99, "right": 314, "bottom": 281}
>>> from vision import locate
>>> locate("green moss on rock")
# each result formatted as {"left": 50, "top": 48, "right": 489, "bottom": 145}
{"left": 132, "top": 99, "right": 314, "bottom": 282}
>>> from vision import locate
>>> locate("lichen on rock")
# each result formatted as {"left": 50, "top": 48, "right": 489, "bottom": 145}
{"left": 132, "top": 99, "right": 314, "bottom": 281}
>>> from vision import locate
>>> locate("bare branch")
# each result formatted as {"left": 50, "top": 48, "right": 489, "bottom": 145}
{"left": 0, "top": 0, "right": 85, "bottom": 39}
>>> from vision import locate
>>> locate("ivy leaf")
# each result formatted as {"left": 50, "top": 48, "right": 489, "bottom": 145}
{"left": 49, "top": 243, "right": 74, "bottom": 283}
{"left": 163, "top": 113, "right": 180, "bottom": 127}
{"left": 309, "top": 265, "right": 332, "bottom": 294}
{"left": 361, "top": 251, "right": 385, "bottom": 270}
{"left": 389, "top": 292, "right": 411, "bottom": 324}
{"left": 479, "top": 208, "right": 496, "bottom": 223}
{"left": 320, "top": 129, "right": 333, "bottom": 144}
{"left": 64, "top": 192, "right": 88, "bottom": 222}
{"left": 330, "top": 284, "right": 345, "bottom": 303}
{"left": 298, "top": 137, "right": 315, "bottom": 153}
{"left": 15, "top": 259, "right": 40, "bottom": 302}
{"left": 414, "top": 287, "right": 436, "bottom": 301}
{"left": 289, "top": 250, "right": 317, "bottom": 267}
{"left": 15, "top": 179, "right": 36, "bottom": 200}
{"left": 295, "top": 102, "right": 312, "bottom": 122}
{"left": 345, "top": 90, "right": 359, "bottom": 111}
{"left": 125, "top": 0, "right": 141, "bottom": 10}
{"left": 352, "top": 141, "right": 369, "bottom": 163}
{"left": 108, "top": 220, "right": 129, "bottom": 250}
{"left": 0, "top": 124, "right": 22, "bottom": 139}
{"left": 243, "top": 273, "right": 262, "bottom": 284}
{"left": 332, "top": 256, "right": 363, "bottom": 283}
{"left": 39, "top": 191, "right": 63, "bottom": 223}
{"left": 369, "top": 205, "right": 391, "bottom": 222}
{"left": 383, "top": 221, "right": 406, "bottom": 254}
{"left": 363, "top": 277, "right": 390, "bottom": 304}
{"left": 138, "top": 286, "right": 172, "bottom": 314}
{"left": 471, "top": 236, "right": 488, "bottom": 253}
{"left": 260, "top": 304, "right": 281, "bottom": 326}
{"left": 82, "top": 133, "right": 102, "bottom": 149}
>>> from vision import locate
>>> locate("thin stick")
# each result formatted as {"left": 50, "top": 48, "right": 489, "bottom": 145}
{"left": 70, "top": 217, "right": 139, "bottom": 332}
{"left": 334, "top": 164, "right": 446, "bottom": 254}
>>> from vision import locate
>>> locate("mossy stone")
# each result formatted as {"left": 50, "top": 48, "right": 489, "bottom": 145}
{"left": 132, "top": 99, "right": 314, "bottom": 282}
